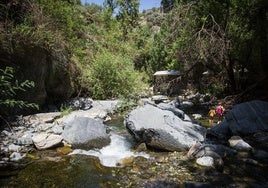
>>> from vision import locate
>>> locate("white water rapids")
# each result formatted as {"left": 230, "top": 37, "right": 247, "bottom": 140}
{"left": 69, "top": 132, "right": 149, "bottom": 167}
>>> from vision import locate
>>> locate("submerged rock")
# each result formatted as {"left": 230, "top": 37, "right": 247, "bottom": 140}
{"left": 62, "top": 117, "right": 111, "bottom": 150}
{"left": 124, "top": 104, "right": 206, "bottom": 151}
{"left": 56, "top": 146, "right": 73, "bottom": 155}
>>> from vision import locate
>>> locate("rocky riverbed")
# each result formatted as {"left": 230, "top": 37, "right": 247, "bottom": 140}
{"left": 1, "top": 97, "right": 268, "bottom": 187}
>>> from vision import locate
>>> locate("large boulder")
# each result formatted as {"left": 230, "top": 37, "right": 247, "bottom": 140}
{"left": 124, "top": 104, "right": 206, "bottom": 151}
{"left": 207, "top": 100, "right": 268, "bottom": 140}
{"left": 62, "top": 117, "right": 110, "bottom": 150}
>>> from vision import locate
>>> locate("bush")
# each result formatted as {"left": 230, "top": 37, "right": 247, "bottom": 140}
{"left": 88, "top": 50, "right": 147, "bottom": 99}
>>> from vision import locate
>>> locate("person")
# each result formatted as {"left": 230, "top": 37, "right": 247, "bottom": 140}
{"left": 216, "top": 103, "right": 225, "bottom": 122}
{"left": 208, "top": 108, "right": 216, "bottom": 125}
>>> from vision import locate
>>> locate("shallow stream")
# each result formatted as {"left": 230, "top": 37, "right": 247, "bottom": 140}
{"left": 1, "top": 115, "right": 267, "bottom": 187}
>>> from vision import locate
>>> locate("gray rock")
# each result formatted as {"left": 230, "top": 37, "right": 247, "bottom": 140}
{"left": 228, "top": 136, "right": 252, "bottom": 151}
{"left": 187, "top": 143, "right": 236, "bottom": 159}
{"left": 51, "top": 124, "right": 64, "bottom": 134}
{"left": 10, "top": 152, "right": 25, "bottom": 161}
{"left": 24, "top": 112, "right": 61, "bottom": 125}
{"left": 196, "top": 156, "right": 214, "bottom": 167}
{"left": 62, "top": 117, "right": 111, "bottom": 150}
{"left": 16, "top": 132, "right": 33, "bottom": 145}
{"left": 196, "top": 155, "right": 224, "bottom": 170}
{"left": 181, "top": 101, "right": 194, "bottom": 108}
{"left": 1, "top": 146, "right": 9, "bottom": 152}
{"left": 207, "top": 100, "right": 268, "bottom": 140}
{"left": 32, "top": 133, "right": 63, "bottom": 150}
{"left": 13, "top": 126, "right": 26, "bottom": 131}
{"left": 2, "top": 130, "right": 12, "bottom": 137}
{"left": 151, "top": 95, "right": 169, "bottom": 103}
{"left": 188, "top": 143, "right": 225, "bottom": 170}
{"left": 58, "top": 100, "right": 119, "bottom": 126}
{"left": 124, "top": 104, "right": 206, "bottom": 151}
{"left": 157, "top": 102, "right": 185, "bottom": 119}
{"left": 35, "top": 123, "right": 53, "bottom": 132}
{"left": 8, "top": 144, "right": 21, "bottom": 152}
{"left": 186, "top": 93, "right": 201, "bottom": 100}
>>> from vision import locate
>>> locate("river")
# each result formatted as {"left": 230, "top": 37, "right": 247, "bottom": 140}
{"left": 1, "top": 115, "right": 267, "bottom": 187}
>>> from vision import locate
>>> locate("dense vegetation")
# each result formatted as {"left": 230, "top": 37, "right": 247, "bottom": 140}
{"left": 0, "top": 0, "right": 267, "bottom": 116}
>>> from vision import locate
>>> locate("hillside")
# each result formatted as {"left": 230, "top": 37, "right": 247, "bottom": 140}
{"left": 0, "top": 0, "right": 267, "bottom": 117}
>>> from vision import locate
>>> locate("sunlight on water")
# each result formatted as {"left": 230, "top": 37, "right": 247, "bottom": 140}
{"left": 69, "top": 132, "right": 149, "bottom": 167}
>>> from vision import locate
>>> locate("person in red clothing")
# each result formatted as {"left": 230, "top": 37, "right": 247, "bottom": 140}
{"left": 216, "top": 103, "right": 225, "bottom": 122}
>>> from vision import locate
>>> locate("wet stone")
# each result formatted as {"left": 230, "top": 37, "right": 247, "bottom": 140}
{"left": 56, "top": 146, "right": 73, "bottom": 155}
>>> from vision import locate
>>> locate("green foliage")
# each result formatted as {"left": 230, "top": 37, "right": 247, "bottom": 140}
{"left": 114, "top": 95, "right": 140, "bottom": 115}
{"left": 116, "top": 0, "right": 140, "bottom": 37}
{"left": 88, "top": 50, "right": 147, "bottom": 99}
{"left": 0, "top": 67, "right": 38, "bottom": 116}
{"left": 60, "top": 105, "right": 72, "bottom": 117}
{"left": 1, "top": 0, "right": 265, "bottom": 113}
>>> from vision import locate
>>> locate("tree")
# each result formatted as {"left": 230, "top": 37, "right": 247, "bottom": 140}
{"left": 116, "top": 0, "right": 139, "bottom": 38}
{"left": 104, "top": 0, "right": 117, "bottom": 13}
{"left": 150, "top": 0, "right": 267, "bottom": 97}
{"left": 161, "top": 0, "right": 177, "bottom": 12}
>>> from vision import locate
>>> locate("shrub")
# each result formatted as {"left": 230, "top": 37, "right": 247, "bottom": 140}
{"left": 88, "top": 50, "right": 147, "bottom": 99}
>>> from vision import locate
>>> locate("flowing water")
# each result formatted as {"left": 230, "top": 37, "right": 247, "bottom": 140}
{"left": 1, "top": 115, "right": 267, "bottom": 187}
{"left": 69, "top": 132, "right": 149, "bottom": 167}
